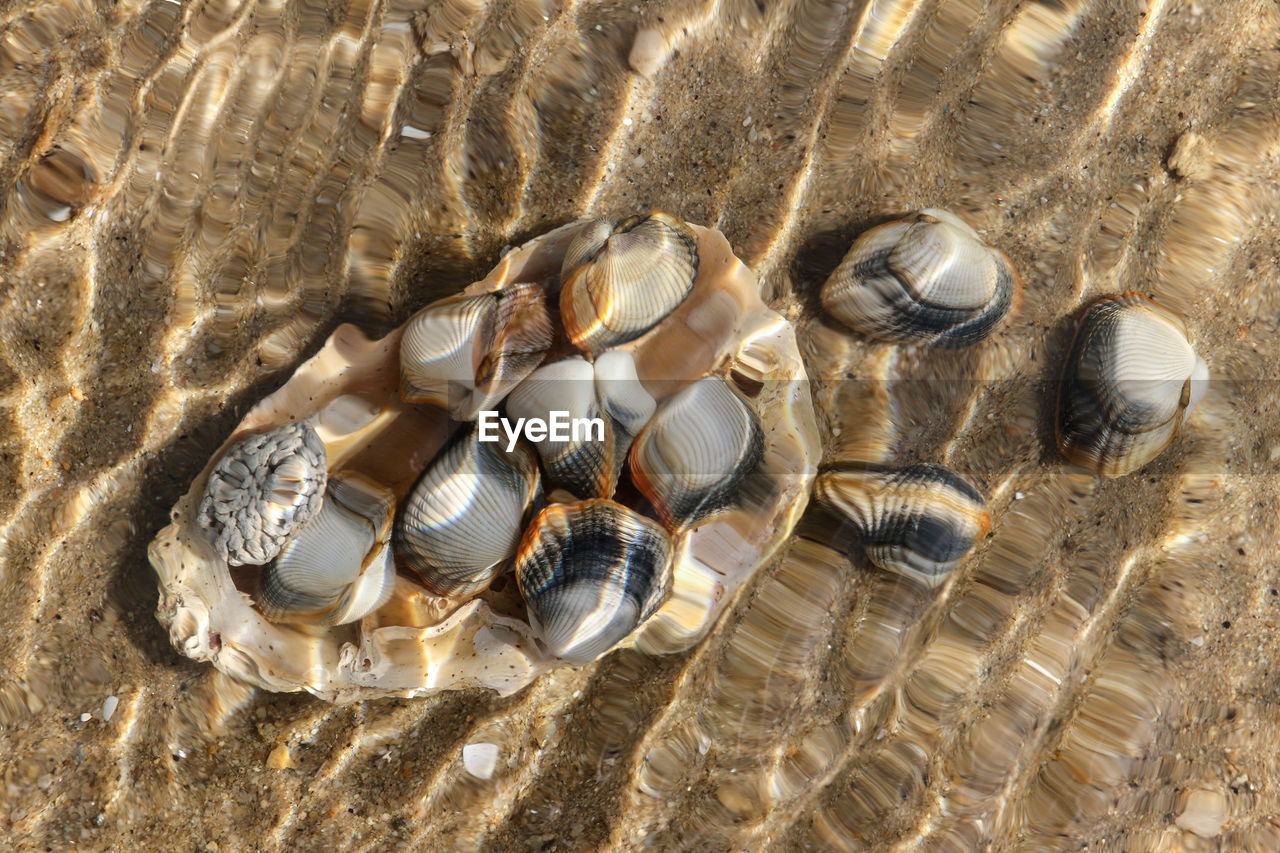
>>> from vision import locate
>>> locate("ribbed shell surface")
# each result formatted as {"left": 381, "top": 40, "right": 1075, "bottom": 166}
{"left": 629, "top": 377, "right": 765, "bottom": 529}
{"left": 400, "top": 284, "right": 552, "bottom": 417}
{"left": 820, "top": 208, "right": 1019, "bottom": 347}
{"left": 258, "top": 474, "right": 394, "bottom": 624}
{"left": 1057, "top": 292, "right": 1209, "bottom": 477}
{"left": 395, "top": 428, "right": 540, "bottom": 595}
{"left": 559, "top": 212, "right": 699, "bottom": 353}
{"left": 516, "top": 500, "right": 671, "bottom": 664}
{"left": 505, "top": 356, "right": 615, "bottom": 499}
{"left": 814, "top": 463, "right": 991, "bottom": 580}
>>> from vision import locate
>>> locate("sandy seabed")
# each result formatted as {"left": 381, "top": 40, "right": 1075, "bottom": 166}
{"left": 2, "top": 0, "right": 1280, "bottom": 850}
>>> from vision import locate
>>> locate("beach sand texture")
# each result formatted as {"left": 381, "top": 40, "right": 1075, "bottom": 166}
{"left": 2, "top": 0, "right": 1280, "bottom": 849}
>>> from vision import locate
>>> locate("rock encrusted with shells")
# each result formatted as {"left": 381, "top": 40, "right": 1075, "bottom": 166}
{"left": 149, "top": 212, "right": 818, "bottom": 701}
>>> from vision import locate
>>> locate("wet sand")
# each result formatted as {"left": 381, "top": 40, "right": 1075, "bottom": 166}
{"left": 2, "top": 0, "right": 1280, "bottom": 849}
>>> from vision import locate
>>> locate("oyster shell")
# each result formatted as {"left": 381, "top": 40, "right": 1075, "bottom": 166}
{"left": 820, "top": 208, "right": 1021, "bottom": 347}
{"left": 1056, "top": 292, "right": 1209, "bottom": 478}
{"left": 149, "top": 215, "right": 819, "bottom": 700}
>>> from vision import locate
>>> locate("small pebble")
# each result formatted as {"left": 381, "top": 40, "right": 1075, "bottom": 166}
{"left": 266, "top": 744, "right": 293, "bottom": 770}
{"left": 462, "top": 742, "right": 499, "bottom": 780}
{"left": 102, "top": 695, "right": 119, "bottom": 722}
{"left": 1176, "top": 787, "right": 1227, "bottom": 838}
{"left": 628, "top": 27, "right": 669, "bottom": 78}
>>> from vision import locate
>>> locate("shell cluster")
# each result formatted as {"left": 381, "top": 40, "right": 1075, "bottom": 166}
{"left": 149, "top": 213, "right": 818, "bottom": 700}
{"left": 814, "top": 211, "right": 1211, "bottom": 585}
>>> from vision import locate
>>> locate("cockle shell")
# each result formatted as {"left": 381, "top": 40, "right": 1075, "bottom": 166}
{"left": 516, "top": 500, "right": 672, "bottom": 664}
{"left": 197, "top": 420, "right": 327, "bottom": 566}
{"left": 629, "top": 377, "right": 765, "bottom": 530}
{"left": 258, "top": 473, "right": 396, "bottom": 625}
{"left": 400, "top": 282, "right": 553, "bottom": 419}
{"left": 395, "top": 427, "right": 541, "bottom": 596}
{"left": 148, "top": 216, "right": 818, "bottom": 701}
{"left": 821, "top": 208, "right": 1021, "bottom": 347}
{"left": 1056, "top": 292, "right": 1209, "bottom": 477}
{"left": 814, "top": 463, "right": 991, "bottom": 583}
{"left": 559, "top": 211, "right": 699, "bottom": 353}
{"left": 505, "top": 356, "right": 616, "bottom": 499}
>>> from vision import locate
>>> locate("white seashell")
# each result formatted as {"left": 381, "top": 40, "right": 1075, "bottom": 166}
{"left": 1056, "top": 292, "right": 1209, "bottom": 477}
{"left": 516, "top": 499, "right": 672, "bottom": 664}
{"left": 505, "top": 356, "right": 616, "bottom": 499}
{"left": 814, "top": 463, "right": 991, "bottom": 583}
{"left": 400, "top": 282, "right": 553, "bottom": 419}
{"left": 396, "top": 427, "right": 541, "bottom": 596}
{"left": 258, "top": 473, "right": 396, "bottom": 625}
{"left": 820, "top": 208, "right": 1021, "bottom": 347}
{"left": 629, "top": 377, "right": 764, "bottom": 529}
{"left": 559, "top": 211, "right": 699, "bottom": 353}
{"left": 198, "top": 420, "right": 328, "bottom": 567}
{"left": 593, "top": 348, "right": 656, "bottom": 438}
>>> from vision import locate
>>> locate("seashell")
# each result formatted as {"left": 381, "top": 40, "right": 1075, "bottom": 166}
{"left": 258, "top": 473, "right": 397, "bottom": 625}
{"left": 593, "top": 348, "right": 656, "bottom": 439}
{"left": 198, "top": 420, "right": 328, "bottom": 567}
{"left": 814, "top": 463, "right": 991, "bottom": 582}
{"left": 505, "top": 356, "right": 616, "bottom": 499}
{"left": 559, "top": 211, "right": 699, "bottom": 353}
{"left": 400, "top": 282, "right": 553, "bottom": 419}
{"left": 629, "top": 377, "right": 764, "bottom": 529}
{"left": 516, "top": 499, "right": 672, "bottom": 663}
{"left": 820, "top": 208, "right": 1021, "bottom": 347}
{"left": 396, "top": 426, "right": 541, "bottom": 596}
{"left": 1056, "top": 292, "right": 1209, "bottom": 478}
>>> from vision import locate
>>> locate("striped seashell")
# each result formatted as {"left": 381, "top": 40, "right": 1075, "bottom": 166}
{"left": 559, "top": 211, "right": 699, "bottom": 353}
{"left": 515, "top": 499, "right": 672, "bottom": 664}
{"left": 820, "top": 208, "right": 1021, "bottom": 347}
{"left": 629, "top": 377, "right": 764, "bottom": 530}
{"left": 814, "top": 463, "right": 991, "bottom": 582}
{"left": 400, "top": 282, "right": 553, "bottom": 419}
{"left": 395, "top": 426, "right": 541, "bottom": 596}
{"left": 1056, "top": 292, "right": 1209, "bottom": 477}
{"left": 198, "top": 420, "right": 328, "bottom": 567}
{"left": 506, "top": 356, "right": 617, "bottom": 500}
{"left": 258, "top": 473, "right": 397, "bottom": 625}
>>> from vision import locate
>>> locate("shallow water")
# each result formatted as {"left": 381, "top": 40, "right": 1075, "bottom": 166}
{"left": 2, "top": 0, "right": 1280, "bottom": 849}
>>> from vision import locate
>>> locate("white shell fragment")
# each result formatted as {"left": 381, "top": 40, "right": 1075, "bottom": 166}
{"left": 630, "top": 377, "right": 764, "bottom": 530}
{"left": 560, "top": 211, "right": 699, "bottom": 353}
{"left": 516, "top": 500, "right": 672, "bottom": 664}
{"left": 396, "top": 427, "right": 541, "bottom": 596}
{"left": 258, "top": 473, "right": 397, "bottom": 625}
{"left": 400, "top": 282, "right": 553, "bottom": 419}
{"left": 814, "top": 463, "right": 991, "bottom": 583}
{"left": 148, "top": 215, "right": 819, "bottom": 701}
{"left": 821, "top": 208, "right": 1021, "bottom": 347}
{"left": 197, "top": 420, "right": 327, "bottom": 566}
{"left": 1057, "top": 292, "right": 1209, "bottom": 477}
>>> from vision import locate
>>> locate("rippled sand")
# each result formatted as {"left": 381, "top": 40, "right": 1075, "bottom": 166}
{"left": 2, "top": 0, "right": 1280, "bottom": 849}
